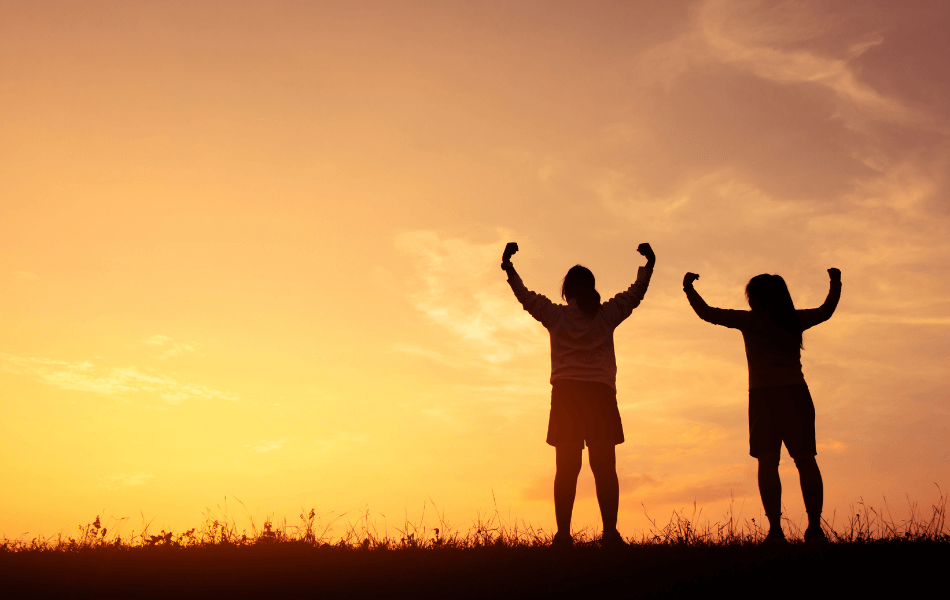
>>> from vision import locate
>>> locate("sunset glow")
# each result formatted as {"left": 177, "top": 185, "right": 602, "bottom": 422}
{"left": 2, "top": 0, "right": 949, "bottom": 540}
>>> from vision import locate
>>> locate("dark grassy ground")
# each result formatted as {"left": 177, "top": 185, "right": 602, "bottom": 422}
{"left": 4, "top": 495, "right": 948, "bottom": 599}
{"left": 2, "top": 539, "right": 949, "bottom": 598}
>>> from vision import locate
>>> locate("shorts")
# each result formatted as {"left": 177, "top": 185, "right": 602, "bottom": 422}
{"left": 748, "top": 383, "right": 817, "bottom": 459}
{"left": 547, "top": 379, "right": 624, "bottom": 448}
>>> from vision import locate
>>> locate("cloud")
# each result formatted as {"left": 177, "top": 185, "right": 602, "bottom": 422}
{"left": 640, "top": 0, "right": 918, "bottom": 132}
{"left": 396, "top": 230, "right": 545, "bottom": 363}
{"left": 817, "top": 439, "right": 846, "bottom": 453}
{"left": 635, "top": 480, "right": 752, "bottom": 513}
{"left": 252, "top": 440, "right": 288, "bottom": 453}
{"left": 144, "top": 334, "right": 204, "bottom": 360}
{"left": 597, "top": 151, "right": 950, "bottom": 322}
{"left": 700, "top": 2, "right": 905, "bottom": 124}
{"left": 100, "top": 472, "right": 155, "bottom": 490}
{"left": 597, "top": 167, "right": 814, "bottom": 241}
{"left": 631, "top": 464, "right": 754, "bottom": 511}
{"left": 0, "top": 354, "right": 238, "bottom": 404}
{"left": 390, "top": 343, "right": 456, "bottom": 367}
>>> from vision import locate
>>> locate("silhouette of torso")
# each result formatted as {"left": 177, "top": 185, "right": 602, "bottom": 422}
{"left": 685, "top": 281, "right": 841, "bottom": 389}
{"left": 508, "top": 267, "right": 653, "bottom": 390}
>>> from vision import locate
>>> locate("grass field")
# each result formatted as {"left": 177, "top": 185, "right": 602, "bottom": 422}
{"left": 3, "top": 491, "right": 948, "bottom": 598}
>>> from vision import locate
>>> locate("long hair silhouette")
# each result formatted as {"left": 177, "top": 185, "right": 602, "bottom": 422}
{"left": 561, "top": 265, "right": 601, "bottom": 317}
{"left": 684, "top": 266, "right": 841, "bottom": 544}
{"left": 746, "top": 274, "right": 803, "bottom": 349}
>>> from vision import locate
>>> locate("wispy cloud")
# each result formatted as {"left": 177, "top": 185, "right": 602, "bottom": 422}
{"left": 630, "top": 464, "right": 754, "bottom": 510}
{"left": 0, "top": 354, "right": 238, "bottom": 404}
{"left": 144, "top": 334, "right": 204, "bottom": 360}
{"left": 640, "top": 0, "right": 924, "bottom": 132}
{"left": 396, "top": 231, "right": 545, "bottom": 363}
{"left": 699, "top": 0, "right": 904, "bottom": 126}
{"left": 252, "top": 440, "right": 288, "bottom": 453}
{"left": 100, "top": 472, "right": 155, "bottom": 490}
{"left": 390, "top": 343, "right": 456, "bottom": 367}
{"left": 598, "top": 155, "right": 950, "bottom": 322}
{"left": 817, "top": 439, "right": 846, "bottom": 454}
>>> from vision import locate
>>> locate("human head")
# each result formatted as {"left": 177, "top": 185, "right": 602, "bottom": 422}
{"left": 746, "top": 274, "right": 803, "bottom": 348}
{"left": 745, "top": 274, "right": 792, "bottom": 311}
{"left": 562, "top": 265, "right": 601, "bottom": 316}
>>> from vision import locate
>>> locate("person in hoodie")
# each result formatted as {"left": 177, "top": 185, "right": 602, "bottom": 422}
{"left": 683, "top": 268, "right": 841, "bottom": 544}
{"left": 502, "top": 242, "right": 655, "bottom": 548}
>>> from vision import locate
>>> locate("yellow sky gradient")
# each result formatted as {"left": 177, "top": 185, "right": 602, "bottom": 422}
{"left": 2, "top": 0, "right": 949, "bottom": 539}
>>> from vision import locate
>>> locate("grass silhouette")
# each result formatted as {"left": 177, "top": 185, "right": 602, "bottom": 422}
{"left": 2, "top": 489, "right": 948, "bottom": 598}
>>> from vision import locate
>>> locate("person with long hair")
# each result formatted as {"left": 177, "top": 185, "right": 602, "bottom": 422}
{"left": 502, "top": 242, "right": 656, "bottom": 547}
{"left": 683, "top": 268, "right": 842, "bottom": 543}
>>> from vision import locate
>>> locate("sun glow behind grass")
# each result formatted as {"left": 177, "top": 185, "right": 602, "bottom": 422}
{"left": 3, "top": 495, "right": 948, "bottom": 599}
{"left": 4, "top": 488, "right": 948, "bottom": 553}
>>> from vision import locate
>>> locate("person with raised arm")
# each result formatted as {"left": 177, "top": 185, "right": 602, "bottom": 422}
{"left": 682, "top": 268, "right": 842, "bottom": 544}
{"left": 502, "top": 242, "right": 655, "bottom": 548}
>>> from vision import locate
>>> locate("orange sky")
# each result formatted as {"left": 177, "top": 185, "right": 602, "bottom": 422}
{"left": 2, "top": 0, "right": 949, "bottom": 540}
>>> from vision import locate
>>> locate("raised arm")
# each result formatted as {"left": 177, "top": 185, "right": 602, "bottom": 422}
{"left": 502, "top": 243, "right": 557, "bottom": 326}
{"left": 600, "top": 243, "right": 655, "bottom": 327}
{"left": 798, "top": 268, "right": 842, "bottom": 330}
{"left": 683, "top": 272, "right": 751, "bottom": 330}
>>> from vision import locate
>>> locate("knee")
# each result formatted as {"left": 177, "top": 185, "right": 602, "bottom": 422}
{"left": 588, "top": 449, "right": 616, "bottom": 479}
{"left": 557, "top": 460, "right": 582, "bottom": 478}
{"left": 757, "top": 452, "right": 780, "bottom": 470}
{"left": 793, "top": 455, "right": 818, "bottom": 470}
{"left": 589, "top": 458, "right": 615, "bottom": 479}
{"left": 556, "top": 452, "right": 583, "bottom": 477}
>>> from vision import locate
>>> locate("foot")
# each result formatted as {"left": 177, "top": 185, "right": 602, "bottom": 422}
{"left": 552, "top": 531, "right": 574, "bottom": 549}
{"left": 762, "top": 528, "right": 787, "bottom": 545}
{"left": 804, "top": 526, "right": 828, "bottom": 545}
{"left": 600, "top": 529, "right": 628, "bottom": 548}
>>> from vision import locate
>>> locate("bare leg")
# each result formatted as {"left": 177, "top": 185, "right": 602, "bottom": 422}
{"left": 554, "top": 444, "right": 583, "bottom": 536}
{"left": 757, "top": 451, "right": 782, "bottom": 533}
{"left": 588, "top": 442, "right": 620, "bottom": 534}
{"left": 794, "top": 455, "right": 824, "bottom": 530}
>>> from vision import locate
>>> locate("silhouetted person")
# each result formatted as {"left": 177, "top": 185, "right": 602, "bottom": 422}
{"left": 683, "top": 268, "right": 842, "bottom": 543}
{"left": 502, "top": 242, "right": 655, "bottom": 547}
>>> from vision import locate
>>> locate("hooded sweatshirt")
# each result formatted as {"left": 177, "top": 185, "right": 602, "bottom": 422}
{"left": 507, "top": 266, "right": 653, "bottom": 390}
